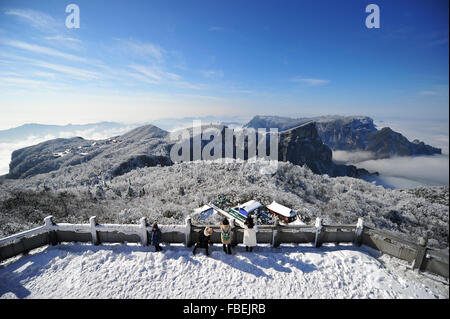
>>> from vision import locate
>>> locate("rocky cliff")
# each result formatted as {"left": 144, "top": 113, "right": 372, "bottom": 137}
{"left": 245, "top": 115, "right": 442, "bottom": 159}
{"left": 366, "top": 127, "right": 442, "bottom": 158}
{"left": 278, "top": 122, "right": 371, "bottom": 177}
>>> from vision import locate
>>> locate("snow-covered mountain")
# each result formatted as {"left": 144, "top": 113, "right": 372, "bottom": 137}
{"left": 1, "top": 160, "right": 448, "bottom": 249}
{"left": 4, "top": 122, "right": 373, "bottom": 180}
{"left": 6, "top": 124, "right": 172, "bottom": 179}
{"left": 245, "top": 115, "right": 442, "bottom": 159}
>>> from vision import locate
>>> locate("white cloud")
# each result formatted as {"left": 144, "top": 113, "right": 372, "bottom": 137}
{"left": 418, "top": 84, "right": 449, "bottom": 98}
{"left": 290, "top": 76, "right": 330, "bottom": 86}
{"left": 42, "top": 35, "right": 83, "bottom": 50}
{"left": 181, "top": 94, "right": 224, "bottom": 101}
{"left": 229, "top": 89, "right": 255, "bottom": 95}
{"left": 4, "top": 9, "right": 60, "bottom": 32}
{"left": 125, "top": 65, "right": 201, "bottom": 89}
{"left": 33, "top": 71, "right": 57, "bottom": 78}
{"left": 419, "top": 85, "right": 448, "bottom": 97}
{"left": 5, "top": 9, "right": 82, "bottom": 50}
{"left": 0, "top": 77, "right": 47, "bottom": 86}
{"left": 114, "top": 41, "right": 199, "bottom": 88}
{"left": 358, "top": 154, "right": 449, "bottom": 187}
{"left": 128, "top": 64, "right": 162, "bottom": 82}
{"left": 0, "top": 76, "right": 65, "bottom": 91}
{"left": 32, "top": 61, "right": 100, "bottom": 80}
{"left": 43, "top": 35, "right": 81, "bottom": 43}
{"left": 0, "top": 71, "right": 20, "bottom": 76}
{"left": 114, "top": 38, "right": 165, "bottom": 62}
{"left": 2, "top": 40, "right": 87, "bottom": 63}
{"left": 166, "top": 72, "right": 182, "bottom": 81}
{"left": 201, "top": 69, "right": 224, "bottom": 79}
{"left": 419, "top": 90, "right": 439, "bottom": 96}
{"left": 332, "top": 150, "right": 376, "bottom": 164}
{"left": 123, "top": 71, "right": 159, "bottom": 84}
{"left": 125, "top": 63, "right": 206, "bottom": 89}
{"left": 173, "top": 81, "right": 205, "bottom": 90}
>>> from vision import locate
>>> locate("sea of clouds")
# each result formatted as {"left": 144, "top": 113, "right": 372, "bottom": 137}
{"left": 333, "top": 151, "right": 449, "bottom": 188}
{"left": 333, "top": 117, "right": 449, "bottom": 189}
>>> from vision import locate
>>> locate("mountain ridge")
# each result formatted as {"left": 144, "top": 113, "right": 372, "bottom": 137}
{"left": 4, "top": 121, "right": 374, "bottom": 180}
{"left": 245, "top": 115, "right": 442, "bottom": 159}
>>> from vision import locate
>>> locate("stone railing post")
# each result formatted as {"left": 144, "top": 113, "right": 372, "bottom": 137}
{"left": 140, "top": 217, "right": 148, "bottom": 246}
{"left": 230, "top": 218, "right": 238, "bottom": 247}
{"left": 412, "top": 237, "right": 428, "bottom": 272}
{"left": 90, "top": 216, "right": 99, "bottom": 245}
{"left": 185, "top": 217, "right": 193, "bottom": 247}
{"left": 354, "top": 218, "right": 364, "bottom": 246}
{"left": 44, "top": 215, "right": 58, "bottom": 246}
{"left": 272, "top": 223, "right": 280, "bottom": 248}
{"left": 314, "top": 217, "right": 323, "bottom": 248}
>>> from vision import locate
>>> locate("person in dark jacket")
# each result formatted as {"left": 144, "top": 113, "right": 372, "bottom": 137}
{"left": 151, "top": 223, "right": 163, "bottom": 252}
{"left": 193, "top": 227, "right": 213, "bottom": 256}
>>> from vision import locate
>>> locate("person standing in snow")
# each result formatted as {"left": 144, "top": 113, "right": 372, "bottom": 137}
{"left": 151, "top": 223, "right": 163, "bottom": 252}
{"left": 243, "top": 215, "right": 258, "bottom": 252}
{"left": 193, "top": 227, "right": 213, "bottom": 256}
{"left": 220, "top": 218, "right": 232, "bottom": 255}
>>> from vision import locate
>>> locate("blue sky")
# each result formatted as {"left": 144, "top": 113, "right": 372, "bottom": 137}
{"left": 0, "top": 0, "right": 448, "bottom": 129}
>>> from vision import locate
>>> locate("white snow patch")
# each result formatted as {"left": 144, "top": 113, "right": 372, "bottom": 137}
{"left": 0, "top": 243, "right": 446, "bottom": 299}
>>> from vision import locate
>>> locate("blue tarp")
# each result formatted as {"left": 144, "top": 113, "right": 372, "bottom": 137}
{"left": 198, "top": 208, "right": 214, "bottom": 221}
{"left": 239, "top": 208, "right": 249, "bottom": 217}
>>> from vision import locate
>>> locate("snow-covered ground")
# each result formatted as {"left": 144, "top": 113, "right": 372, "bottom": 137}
{"left": 0, "top": 243, "right": 447, "bottom": 299}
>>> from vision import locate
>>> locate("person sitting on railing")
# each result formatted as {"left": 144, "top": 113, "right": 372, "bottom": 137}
{"left": 151, "top": 223, "right": 163, "bottom": 252}
{"left": 193, "top": 227, "right": 213, "bottom": 257}
{"left": 243, "top": 215, "right": 258, "bottom": 252}
{"left": 221, "top": 218, "right": 232, "bottom": 255}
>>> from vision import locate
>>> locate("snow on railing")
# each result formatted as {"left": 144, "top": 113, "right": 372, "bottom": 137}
{"left": 0, "top": 225, "right": 47, "bottom": 246}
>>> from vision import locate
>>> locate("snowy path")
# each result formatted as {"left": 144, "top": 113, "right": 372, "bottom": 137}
{"left": 0, "top": 243, "right": 447, "bottom": 299}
